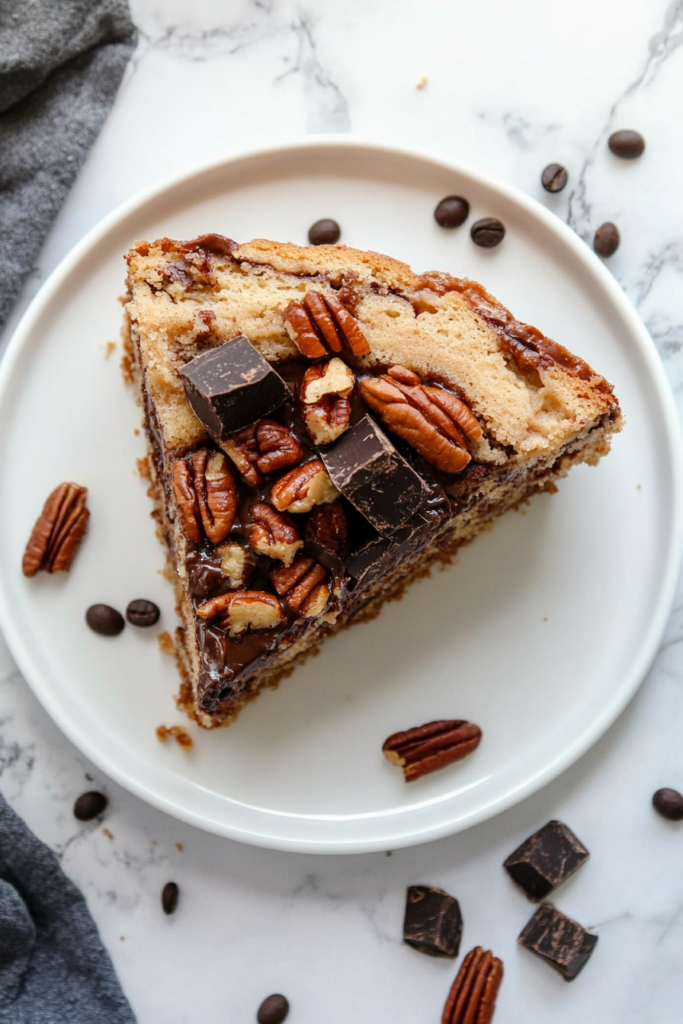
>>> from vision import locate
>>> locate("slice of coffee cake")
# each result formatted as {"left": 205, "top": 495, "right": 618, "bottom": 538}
{"left": 124, "top": 235, "right": 621, "bottom": 728}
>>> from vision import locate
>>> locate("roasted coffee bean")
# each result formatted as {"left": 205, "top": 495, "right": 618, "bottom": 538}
{"left": 126, "top": 599, "right": 160, "bottom": 627}
{"left": 308, "top": 218, "right": 341, "bottom": 245}
{"left": 593, "top": 222, "right": 620, "bottom": 258}
{"left": 162, "top": 881, "right": 179, "bottom": 915}
{"left": 608, "top": 129, "right": 645, "bottom": 160}
{"left": 85, "top": 604, "right": 125, "bottom": 636}
{"left": 74, "top": 791, "right": 108, "bottom": 821}
{"left": 471, "top": 217, "right": 506, "bottom": 248}
{"left": 541, "top": 163, "right": 568, "bottom": 193}
{"left": 653, "top": 788, "right": 683, "bottom": 821}
{"left": 257, "top": 994, "right": 290, "bottom": 1024}
{"left": 434, "top": 195, "right": 470, "bottom": 228}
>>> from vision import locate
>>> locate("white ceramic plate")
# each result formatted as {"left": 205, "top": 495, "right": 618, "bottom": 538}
{"left": 0, "top": 139, "right": 680, "bottom": 853}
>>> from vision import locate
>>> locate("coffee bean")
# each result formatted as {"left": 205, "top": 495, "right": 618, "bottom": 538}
{"left": 126, "top": 599, "right": 160, "bottom": 627}
{"left": 257, "top": 994, "right": 289, "bottom": 1024}
{"left": 308, "top": 218, "right": 341, "bottom": 245}
{"left": 608, "top": 129, "right": 645, "bottom": 160}
{"left": 593, "top": 222, "right": 620, "bottom": 258}
{"left": 74, "top": 791, "right": 108, "bottom": 821}
{"left": 541, "top": 163, "right": 568, "bottom": 193}
{"left": 86, "top": 604, "right": 125, "bottom": 636}
{"left": 434, "top": 195, "right": 470, "bottom": 228}
{"left": 162, "top": 881, "right": 179, "bottom": 915}
{"left": 471, "top": 217, "right": 506, "bottom": 248}
{"left": 653, "top": 788, "right": 683, "bottom": 821}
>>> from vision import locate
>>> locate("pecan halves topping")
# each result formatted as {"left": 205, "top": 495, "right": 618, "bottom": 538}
{"left": 171, "top": 450, "right": 237, "bottom": 544}
{"left": 304, "top": 499, "right": 348, "bottom": 554}
{"left": 271, "top": 555, "right": 330, "bottom": 618}
{"left": 247, "top": 503, "right": 303, "bottom": 566}
{"left": 300, "top": 358, "right": 355, "bottom": 445}
{"left": 270, "top": 460, "right": 340, "bottom": 514}
{"left": 442, "top": 946, "right": 503, "bottom": 1024}
{"left": 360, "top": 365, "right": 482, "bottom": 474}
{"left": 222, "top": 419, "right": 303, "bottom": 485}
{"left": 22, "top": 482, "right": 89, "bottom": 576}
{"left": 382, "top": 720, "right": 482, "bottom": 782}
{"left": 284, "top": 290, "right": 370, "bottom": 358}
{"left": 196, "top": 590, "right": 285, "bottom": 637}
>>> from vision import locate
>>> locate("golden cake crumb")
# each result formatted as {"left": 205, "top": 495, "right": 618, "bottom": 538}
{"left": 156, "top": 724, "right": 194, "bottom": 750}
{"left": 157, "top": 631, "right": 175, "bottom": 656}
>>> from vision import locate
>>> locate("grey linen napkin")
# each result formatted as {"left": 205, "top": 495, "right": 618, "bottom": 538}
{"left": 0, "top": 0, "right": 136, "bottom": 332}
{"left": 0, "top": 792, "right": 136, "bottom": 1023}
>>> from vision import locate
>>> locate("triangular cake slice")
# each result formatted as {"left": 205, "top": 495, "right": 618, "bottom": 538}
{"left": 124, "top": 235, "right": 621, "bottom": 728}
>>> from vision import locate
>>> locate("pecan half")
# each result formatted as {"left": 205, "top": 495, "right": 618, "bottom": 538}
{"left": 284, "top": 290, "right": 370, "bottom": 358}
{"left": 196, "top": 590, "right": 285, "bottom": 637}
{"left": 222, "top": 419, "right": 303, "bottom": 485}
{"left": 382, "top": 720, "right": 482, "bottom": 782}
{"left": 270, "top": 460, "right": 340, "bottom": 514}
{"left": 360, "top": 365, "right": 482, "bottom": 474}
{"left": 22, "top": 482, "right": 89, "bottom": 576}
{"left": 442, "top": 946, "right": 503, "bottom": 1024}
{"left": 271, "top": 555, "right": 330, "bottom": 617}
{"left": 300, "top": 358, "right": 355, "bottom": 445}
{"left": 215, "top": 541, "right": 256, "bottom": 589}
{"left": 304, "top": 500, "right": 348, "bottom": 554}
{"left": 247, "top": 503, "right": 303, "bottom": 566}
{"left": 172, "top": 450, "right": 237, "bottom": 544}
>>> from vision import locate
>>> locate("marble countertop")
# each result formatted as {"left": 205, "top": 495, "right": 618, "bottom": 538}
{"left": 2, "top": 1, "right": 683, "bottom": 1021}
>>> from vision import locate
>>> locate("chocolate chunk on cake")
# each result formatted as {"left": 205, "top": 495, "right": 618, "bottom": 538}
{"left": 124, "top": 234, "right": 621, "bottom": 728}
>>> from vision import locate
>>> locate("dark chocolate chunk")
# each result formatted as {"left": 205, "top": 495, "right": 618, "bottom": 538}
{"left": 608, "top": 129, "right": 645, "bottom": 159}
{"left": 74, "top": 791, "right": 108, "bottom": 821}
{"left": 434, "top": 195, "right": 470, "bottom": 228}
{"left": 518, "top": 902, "right": 598, "bottom": 981}
{"left": 320, "top": 415, "right": 427, "bottom": 534}
{"left": 257, "top": 994, "right": 290, "bottom": 1023}
{"left": 541, "top": 163, "right": 568, "bottom": 193}
{"left": 308, "top": 218, "right": 341, "bottom": 245}
{"left": 162, "top": 881, "right": 179, "bottom": 915}
{"left": 179, "top": 335, "right": 289, "bottom": 442}
{"left": 593, "top": 222, "right": 620, "bottom": 258}
{"left": 86, "top": 604, "right": 125, "bottom": 636}
{"left": 403, "top": 884, "right": 463, "bottom": 958}
{"left": 126, "top": 599, "right": 160, "bottom": 627}
{"left": 653, "top": 787, "right": 683, "bottom": 821}
{"left": 471, "top": 217, "right": 505, "bottom": 248}
{"left": 504, "top": 819, "right": 589, "bottom": 901}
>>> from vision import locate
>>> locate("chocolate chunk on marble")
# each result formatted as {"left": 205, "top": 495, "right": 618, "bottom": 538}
{"left": 321, "top": 414, "right": 427, "bottom": 533}
{"left": 179, "top": 335, "right": 289, "bottom": 441}
{"left": 403, "top": 885, "right": 463, "bottom": 958}
{"left": 518, "top": 902, "right": 598, "bottom": 981}
{"left": 504, "top": 820, "right": 589, "bottom": 901}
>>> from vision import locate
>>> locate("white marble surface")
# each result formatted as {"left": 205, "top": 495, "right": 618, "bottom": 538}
{"left": 2, "top": 0, "right": 683, "bottom": 1021}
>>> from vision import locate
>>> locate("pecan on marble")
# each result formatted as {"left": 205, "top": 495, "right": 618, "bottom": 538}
{"left": 382, "top": 720, "right": 482, "bottom": 783}
{"left": 171, "top": 449, "right": 237, "bottom": 544}
{"left": 284, "top": 290, "right": 370, "bottom": 358}
{"left": 304, "top": 500, "right": 348, "bottom": 555}
{"left": 270, "top": 460, "right": 339, "bottom": 514}
{"left": 222, "top": 419, "right": 303, "bottom": 486}
{"left": 441, "top": 946, "right": 503, "bottom": 1024}
{"left": 271, "top": 555, "right": 330, "bottom": 618}
{"left": 196, "top": 590, "right": 285, "bottom": 637}
{"left": 247, "top": 503, "right": 303, "bottom": 566}
{"left": 22, "top": 482, "right": 89, "bottom": 576}
{"left": 300, "top": 358, "right": 355, "bottom": 445}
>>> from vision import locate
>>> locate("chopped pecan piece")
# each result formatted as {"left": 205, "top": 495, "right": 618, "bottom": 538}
{"left": 284, "top": 290, "right": 370, "bottom": 358}
{"left": 247, "top": 503, "right": 303, "bottom": 565}
{"left": 22, "top": 482, "right": 89, "bottom": 576}
{"left": 300, "top": 358, "right": 355, "bottom": 445}
{"left": 196, "top": 590, "right": 285, "bottom": 637}
{"left": 222, "top": 419, "right": 303, "bottom": 485}
{"left": 171, "top": 450, "right": 237, "bottom": 544}
{"left": 304, "top": 500, "right": 348, "bottom": 554}
{"left": 382, "top": 720, "right": 482, "bottom": 782}
{"left": 215, "top": 541, "right": 256, "bottom": 590}
{"left": 271, "top": 555, "right": 330, "bottom": 617}
{"left": 442, "top": 946, "right": 503, "bottom": 1024}
{"left": 270, "top": 460, "right": 340, "bottom": 514}
{"left": 360, "top": 365, "right": 482, "bottom": 474}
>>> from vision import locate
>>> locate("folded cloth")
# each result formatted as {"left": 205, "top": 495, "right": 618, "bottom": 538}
{"left": 0, "top": 0, "right": 136, "bottom": 333}
{"left": 0, "top": 792, "right": 136, "bottom": 1023}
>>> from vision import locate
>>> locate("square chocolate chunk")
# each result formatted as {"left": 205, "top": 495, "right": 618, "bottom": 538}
{"left": 403, "top": 885, "right": 463, "bottom": 958}
{"left": 504, "top": 820, "right": 589, "bottom": 901}
{"left": 518, "top": 902, "right": 598, "bottom": 981}
{"left": 179, "top": 334, "right": 289, "bottom": 441}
